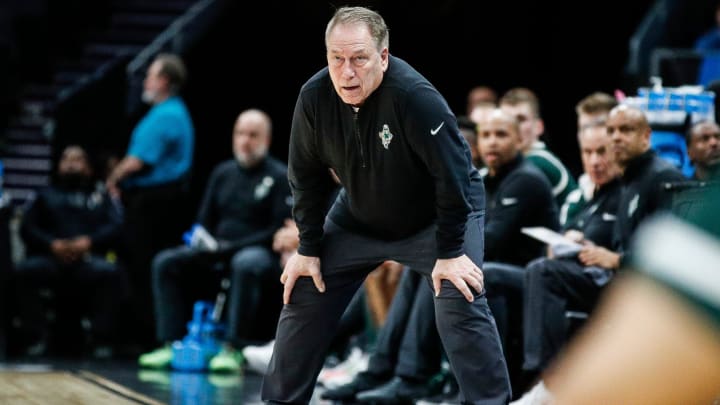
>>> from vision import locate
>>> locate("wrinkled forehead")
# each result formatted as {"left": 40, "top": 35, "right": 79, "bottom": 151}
{"left": 326, "top": 22, "right": 375, "bottom": 51}
{"left": 579, "top": 125, "right": 611, "bottom": 148}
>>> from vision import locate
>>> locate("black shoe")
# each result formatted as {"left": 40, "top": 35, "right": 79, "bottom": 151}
{"left": 356, "top": 376, "right": 435, "bottom": 404}
{"left": 320, "top": 372, "right": 389, "bottom": 401}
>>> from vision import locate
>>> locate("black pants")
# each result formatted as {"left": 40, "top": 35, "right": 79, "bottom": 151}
{"left": 14, "top": 255, "right": 128, "bottom": 343}
{"left": 262, "top": 214, "right": 511, "bottom": 405}
{"left": 152, "top": 245, "right": 280, "bottom": 346}
{"left": 482, "top": 262, "right": 526, "bottom": 351}
{"left": 122, "top": 181, "right": 189, "bottom": 343}
{"left": 366, "top": 268, "right": 442, "bottom": 381}
{"left": 522, "top": 257, "right": 608, "bottom": 372}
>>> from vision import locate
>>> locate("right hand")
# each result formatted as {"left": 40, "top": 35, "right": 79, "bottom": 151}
{"left": 50, "top": 239, "right": 77, "bottom": 263}
{"left": 564, "top": 230, "right": 585, "bottom": 244}
{"left": 280, "top": 252, "right": 325, "bottom": 305}
{"left": 272, "top": 219, "right": 299, "bottom": 253}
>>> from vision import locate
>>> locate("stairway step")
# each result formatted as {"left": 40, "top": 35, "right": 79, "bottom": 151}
{"left": 21, "top": 84, "right": 62, "bottom": 100}
{"left": 91, "top": 29, "right": 160, "bottom": 45}
{"left": 19, "top": 99, "right": 56, "bottom": 117}
{"left": 55, "top": 57, "right": 111, "bottom": 74}
{"left": 4, "top": 128, "right": 48, "bottom": 142}
{"left": 111, "top": 12, "right": 179, "bottom": 30}
{"left": 3, "top": 173, "right": 51, "bottom": 188}
{"left": 3, "top": 187, "right": 40, "bottom": 207}
{"left": 1, "top": 158, "right": 52, "bottom": 172}
{"left": 3, "top": 144, "right": 52, "bottom": 158}
{"left": 83, "top": 42, "right": 144, "bottom": 58}
{"left": 53, "top": 70, "right": 91, "bottom": 86}
{"left": 110, "top": 0, "right": 196, "bottom": 14}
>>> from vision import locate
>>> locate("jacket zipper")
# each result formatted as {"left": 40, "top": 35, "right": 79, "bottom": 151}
{"left": 353, "top": 110, "right": 366, "bottom": 168}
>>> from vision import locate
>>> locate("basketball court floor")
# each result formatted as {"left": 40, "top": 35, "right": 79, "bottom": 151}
{"left": 0, "top": 356, "right": 333, "bottom": 405}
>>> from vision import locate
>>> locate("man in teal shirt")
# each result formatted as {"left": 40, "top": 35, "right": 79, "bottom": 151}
{"left": 106, "top": 53, "right": 195, "bottom": 346}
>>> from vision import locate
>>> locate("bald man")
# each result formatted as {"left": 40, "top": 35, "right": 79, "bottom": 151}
{"left": 139, "top": 109, "right": 292, "bottom": 373}
{"left": 475, "top": 110, "right": 559, "bottom": 388}
{"left": 511, "top": 106, "right": 687, "bottom": 405}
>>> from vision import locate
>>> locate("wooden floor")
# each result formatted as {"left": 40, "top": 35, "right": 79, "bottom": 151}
{"left": 0, "top": 368, "right": 162, "bottom": 405}
{"left": 0, "top": 357, "right": 332, "bottom": 405}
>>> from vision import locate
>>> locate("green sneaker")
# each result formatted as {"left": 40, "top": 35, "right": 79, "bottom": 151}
{"left": 209, "top": 347, "right": 244, "bottom": 373}
{"left": 138, "top": 345, "right": 173, "bottom": 369}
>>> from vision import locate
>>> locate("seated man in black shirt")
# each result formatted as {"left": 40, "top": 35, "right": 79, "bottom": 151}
{"left": 474, "top": 109, "right": 560, "bottom": 391}
{"left": 15, "top": 145, "right": 126, "bottom": 356}
{"left": 512, "top": 105, "right": 687, "bottom": 404}
{"left": 515, "top": 122, "right": 623, "bottom": 400}
{"left": 139, "top": 109, "right": 291, "bottom": 372}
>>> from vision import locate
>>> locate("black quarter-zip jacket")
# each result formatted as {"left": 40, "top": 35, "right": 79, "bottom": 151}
{"left": 483, "top": 154, "right": 559, "bottom": 266}
{"left": 563, "top": 177, "right": 622, "bottom": 250}
{"left": 288, "top": 55, "right": 484, "bottom": 259}
{"left": 613, "top": 150, "right": 686, "bottom": 261}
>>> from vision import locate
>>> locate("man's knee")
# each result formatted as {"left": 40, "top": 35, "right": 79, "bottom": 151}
{"left": 151, "top": 248, "right": 182, "bottom": 277}
{"left": 230, "top": 246, "right": 274, "bottom": 275}
{"left": 15, "top": 256, "right": 55, "bottom": 274}
{"left": 527, "top": 258, "right": 556, "bottom": 281}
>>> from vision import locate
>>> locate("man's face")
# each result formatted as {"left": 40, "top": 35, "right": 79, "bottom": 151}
{"left": 500, "top": 102, "right": 542, "bottom": 152}
{"left": 142, "top": 60, "right": 168, "bottom": 104}
{"left": 58, "top": 146, "right": 92, "bottom": 178}
{"left": 579, "top": 125, "right": 619, "bottom": 187}
{"left": 477, "top": 112, "right": 521, "bottom": 175}
{"left": 326, "top": 22, "right": 388, "bottom": 106}
{"left": 233, "top": 113, "right": 270, "bottom": 168}
{"left": 606, "top": 108, "right": 650, "bottom": 167}
{"left": 688, "top": 122, "right": 720, "bottom": 168}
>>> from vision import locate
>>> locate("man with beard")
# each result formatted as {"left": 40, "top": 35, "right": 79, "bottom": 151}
{"left": 14, "top": 145, "right": 126, "bottom": 357}
{"left": 138, "top": 109, "right": 291, "bottom": 373}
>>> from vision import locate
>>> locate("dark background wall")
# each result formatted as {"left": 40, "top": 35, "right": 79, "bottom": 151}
{"left": 178, "top": 0, "right": 657, "bottom": 210}
{"left": 2, "top": 0, "right": 676, "bottom": 215}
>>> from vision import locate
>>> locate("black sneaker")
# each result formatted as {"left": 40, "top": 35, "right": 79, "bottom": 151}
{"left": 320, "top": 371, "right": 389, "bottom": 401}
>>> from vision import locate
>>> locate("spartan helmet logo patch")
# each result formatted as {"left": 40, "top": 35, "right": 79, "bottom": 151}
{"left": 379, "top": 124, "right": 393, "bottom": 149}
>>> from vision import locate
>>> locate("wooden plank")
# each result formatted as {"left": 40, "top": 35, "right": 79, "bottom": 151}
{"left": 77, "top": 370, "right": 166, "bottom": 405}
{"left": 0, "top": 371, "right": 165, "bottom": 405}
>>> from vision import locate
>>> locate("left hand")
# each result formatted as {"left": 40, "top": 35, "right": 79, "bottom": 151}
{"left": 578, "top": 245, "right": 620, "bottom": 269}
{"left": 68, "top": 236, "right": 92, "bottom": 256}
{"left": 431, "top": 254, "right": 484, "bottom": 302}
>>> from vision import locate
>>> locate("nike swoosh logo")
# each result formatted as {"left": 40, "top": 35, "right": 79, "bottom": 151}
{"left": 430, "top": 121, "right": 445, "bottom": 135}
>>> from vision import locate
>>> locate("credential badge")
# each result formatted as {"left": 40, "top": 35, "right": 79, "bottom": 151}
{"left": 379, "top": 124, "right": 393, "bottom": 150}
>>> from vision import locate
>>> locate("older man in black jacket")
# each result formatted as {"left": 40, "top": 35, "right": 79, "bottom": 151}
{"left": 511, "top": 105, "right": 687, "bottom": 404}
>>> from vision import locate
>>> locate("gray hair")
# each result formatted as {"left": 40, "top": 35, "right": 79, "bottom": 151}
{"left": 325, "top": 6, "right": 389, "bottom": 51}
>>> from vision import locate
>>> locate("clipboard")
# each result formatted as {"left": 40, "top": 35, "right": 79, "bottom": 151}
{"left": 521, "top": 227, "right": 582, "bottom": 249}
